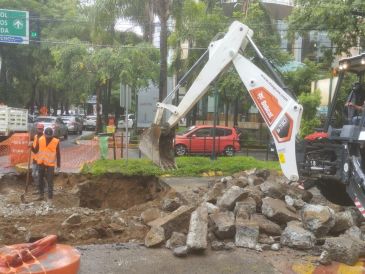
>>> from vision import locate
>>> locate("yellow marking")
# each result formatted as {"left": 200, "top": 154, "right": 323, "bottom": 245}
{"left": 338, "top": 261, "right": 364, "bottom": 274}
{"left": 278, "top": 152, "right": 286, "bottom": 164}
{"left": 291, "top": 262, "right": 316, "bottom": 274}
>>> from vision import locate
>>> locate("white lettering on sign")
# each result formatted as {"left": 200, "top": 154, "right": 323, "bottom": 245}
{"left": 257, "top": 92, "right": 265, "bottom": 100}
{"left": 261, "top": 100, "right": 274, "bottom": 119}
{"left": 0, "top": 12, "right": 7, "bottom": 18}
{"left": 0, "top": 20, "right": 7, "bottom": 26}
{"left": 0, "top": 28, "right": 9, "bottom": 34}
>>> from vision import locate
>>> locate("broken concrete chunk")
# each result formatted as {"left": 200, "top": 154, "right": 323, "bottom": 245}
{"left": 255, "top": 169, "right": 271, "bottom": 180}
{"left": 235, "top": 218, "right": 259, "bottom": 249}
{"left": 141, "top": 208, "right": 161, "bottom": 224}
{"left": 247, "top": 175, "right": 264, "bottom": 186}
{"left": 234, "top": 197, "right": 257, "bottom": 218}
{"left": 280, "top": 222, "right": 316, "bottom": 250}
{"left": 271, "top": 243, "right": 280, "bottom": 251}
{"left": 204, "top": 182, "right": 225, "bottom": 204}
{"left": 323, "top": 236, "right": 361, "bottom": 265}
{"left": 145, "top": 226, "right": 165, "bottom": 247}
{"left": 166, "top": 232, "right": 186, "bottom": 250}
{"left": 230, "top": 177, "right": 249, "bottom": 188}
{"left": 261, "top": 197, "right": 299, "bottom": 225}
{"left": 331, "top": 211, "right": 356, "bottom": 234}
{"left": 251, "top": 214, "right": 282, "bottom": 236}
{"left": 244, "top": 185, "right": 264, "bottom": 209}
{"left": 210, "top": 211, "right": 235, "bottom": 239}
{"left": 62, "top": 213, "right": 81, "bottom": 226}
{"left": 211, "top": 240, "right": 226, "bottom": 251}
{"left": 173, "top": 246, "right": 189, "bottom": 257}
{"left": 203, "top": 202, "right": 219, "bottom": 215}
{"left": 162, "top": 198, "right": 181, "bottom": 212}
{"left": 319, "top": 250, "right": 331, "bottom": 265}
{"left": 217, "top": 186, "right": 248, "bottom": 211}
{"left": 301, "top": 204, "right": 335, "bottom": 237}
{"left": 258, "top": 234, "right": 275, "bottom": 245}
{"left": 260, "top": 180, "right": 287, "bottom": 199}
{"left": 186, "top": 206, "right": 208, "bottom": 250}
{"left": 343, "top": 226, "right": 364, "bottom": 241}
{"left": 148, "top": 205, "right": 194, "bottom": 239}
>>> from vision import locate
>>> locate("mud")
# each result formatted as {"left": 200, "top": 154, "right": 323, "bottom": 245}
{"left": 0, "top": 173, "right": 173, "bottom": 246}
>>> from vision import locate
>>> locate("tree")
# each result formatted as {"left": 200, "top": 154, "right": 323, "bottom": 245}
{"left": 288, "top": 0, "right": 365, "bottom": 55}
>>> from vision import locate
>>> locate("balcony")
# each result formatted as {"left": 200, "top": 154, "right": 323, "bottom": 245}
{"left": 260, "top": 0, "right": 294, "bottom": 19}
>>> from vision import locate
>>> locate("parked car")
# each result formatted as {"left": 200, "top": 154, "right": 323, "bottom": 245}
{"left": 174, "top": 125, "right": 241, "bottom": 156}
{"left": 32, "top": 116, "right": 68, "bottom": 139}
{"left": 61, "top": 116, "right": 83, "bottom": 134}
{"left": 84, "top": 115, "right": 96, "bottom": 130}
{"left": 118, "top": 114, "right": 135, "bottom": 129}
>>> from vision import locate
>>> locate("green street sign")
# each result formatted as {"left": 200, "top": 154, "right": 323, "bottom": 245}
{"left": 0, "top": 9, "right": 29, "bottom": 45}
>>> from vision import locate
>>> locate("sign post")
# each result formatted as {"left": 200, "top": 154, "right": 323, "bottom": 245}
{"left": 0, "top": 9, "right": 29, "bottom": 45}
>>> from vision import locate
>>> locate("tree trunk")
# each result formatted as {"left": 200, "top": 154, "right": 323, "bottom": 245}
{"left": 143, "top": 0, "right": 155, "bottom": 43}
{"left": 96, "top": 85, "right": 102, "bottom": 133}
{"left": 233, "top": 98, "right": 239, "bottom": 127}
{"left": 225, "top": 103, "right": 229, "bottom": 126}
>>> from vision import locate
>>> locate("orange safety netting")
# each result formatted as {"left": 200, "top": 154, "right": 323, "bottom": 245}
{"left": 0, "top": 133, "right": 30, "bottom": 167}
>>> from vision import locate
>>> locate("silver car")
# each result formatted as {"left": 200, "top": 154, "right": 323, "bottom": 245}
{"left": 32, "top": 116, "right": 68, "bottom": 139}
{"left": 61, "top": 116, "right": 83, "bottom": 134}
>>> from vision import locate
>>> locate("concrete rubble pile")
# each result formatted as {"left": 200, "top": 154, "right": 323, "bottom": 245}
{"left": 144, "top": 169, "right": 365, "bottom": 266}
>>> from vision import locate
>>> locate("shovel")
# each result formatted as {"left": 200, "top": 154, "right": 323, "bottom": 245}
{"left": 20, "top": 142, "right": 32, "bottom": 204}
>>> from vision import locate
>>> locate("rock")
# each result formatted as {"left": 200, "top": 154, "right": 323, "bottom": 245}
{"left": 211, "top": 241, "right": 225, "bottom": 251}
{"left": 230, "top": 177, "right": 249, "bottom": 188}
{"left": 162, "top": 198, "right": 181, "bottom": 212}
{"left": 331, "top": 211, "right": 356, "bottom": 234}
{"left": 145, "top": 226, "right": 165, "bottom": 247}
{"left": 285, "top": 195, "right": 305, "bottom": 210}
{"left": 62, "top": 213, "right": 81, "bottom": 226}
{"left": 301, "top": 204, "right": 335, "bottom": 237}
{"left": 224, "top": 242, "right": 236, "bottom": 250}
{"left": 258, "top": 234, "right": 275, "bottom": 245}
{"left": 148, "top": 205, "right": 194, "bottom": 239}
{"left": 235, "top": 218, "right": 259, "bottom": 249}
{"left": 285, "top": 195, "right": 294, "bottom": 207}
{"left": 221, "top": 176, "right": 233, "bottom": 184}
{"left": 260, "top": 180, "right": 287, "bottom": 199}
{"left": 261, "top": 197, "right": 299, "bottom": 225}
{"left": 81, "top": 228, "right": 98, "bottom": 240}
{"left": 255, "top": 169, "right": 271, "bottom": 180}
{"left": 217, "top": 186, "right": 248, "bottom": 211}
{"left": 111, "top": 215, "right": 127, "bottom": 227}
{"left": 319, "top": 250, "right": 331, "bottom": 265}
{"left": 251, "top": 214, "right": 282, "bottom": 236}
{"left": 244, "top": 185, "right": 264, "bottom": 209}
{"left": 271, "top": 243, "right": 280, "bottom": 251}
{"left": 234, "top": 197, "right": 257, "bottom": 218}
{"left": 141, "top": 208, "right": 161, "bottom": 224}
{"left": 205, "top": 182, "right": 225, "bottom": 204}
{"left": 203, "top": 202, "right": 219, "bottom": 215}
{"left": 323, "top": 236, "right": 361, "bottom": 265}
{"left": 173, "top": 246, "right": 189, "bottom": 257}
{"left": 344, "top": 226, "right": 363, "bottom": 241}
{"left": 210, "top": 211, "right": 235, "bottom": 239}
{"left": 248, "top": 175, "right": 264, "bottom": 186}
{"left": 166, "top": 232, "right": 186, "bottom": 249}
{"left": 186, "top": 206, "right": 208, "bottom": 251}
{"left": 286, "top": 185, "right": 312, "bottom": 202}
{"left": 280, "top": 222, "right": 316, "bottom": 250}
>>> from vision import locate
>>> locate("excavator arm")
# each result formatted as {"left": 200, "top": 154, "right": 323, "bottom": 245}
{"left": 139, "top": 21, "right": 303, "bottom": 181}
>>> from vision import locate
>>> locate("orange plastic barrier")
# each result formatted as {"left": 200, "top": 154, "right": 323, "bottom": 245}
{"left": 9, "top": 133, "right": 30, "bottom": 166}
{"left": 0, "top": 235, "right": 80, "bottom": 274}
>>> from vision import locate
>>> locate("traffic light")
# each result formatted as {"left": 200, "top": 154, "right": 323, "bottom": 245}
{"left": 29, "top": 12, "right": 40, "bottom": 42}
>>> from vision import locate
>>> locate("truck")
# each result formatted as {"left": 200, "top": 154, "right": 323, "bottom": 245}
{"left": 0, "top": 106, "right": 28, "bottom": 138}
{"left": 139, "top": 21, "right": 365, "bottom": 217}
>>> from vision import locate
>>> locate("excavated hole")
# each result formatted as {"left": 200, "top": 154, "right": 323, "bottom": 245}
{"left": 0, "top": 173, "right": 171, "bottom": 210}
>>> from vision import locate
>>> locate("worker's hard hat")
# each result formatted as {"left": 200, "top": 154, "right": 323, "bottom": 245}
{"left": 36, "top": 123, "right": 44, "bottom": 129}
{"left": 44, "top": 127, "right": 53, "bottom": 137}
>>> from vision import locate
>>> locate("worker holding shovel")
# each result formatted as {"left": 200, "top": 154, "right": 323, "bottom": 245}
{"left": 33, "top": 128, "right": 61, "bottom": 206}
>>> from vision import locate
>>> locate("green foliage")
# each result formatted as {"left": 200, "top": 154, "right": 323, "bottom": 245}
{"left": 82, "top": 156, "right": 280, "bottom": 176}
{"left": 283, "top": 60, "right": 323, "bottom": 95}
{"left": 298, "top": 90, "right": 322, "bottom": 136}
{"left": 288, "top": 0, "right": 365, "bottom": 55}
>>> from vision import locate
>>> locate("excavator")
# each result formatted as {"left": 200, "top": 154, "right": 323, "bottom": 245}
{"left": 139, "top": 21, "right": 365, "bottom": 217}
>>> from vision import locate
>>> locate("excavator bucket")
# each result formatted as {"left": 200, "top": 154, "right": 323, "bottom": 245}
{"left": 139, "top": 124, "right": 176, "bottom": 169}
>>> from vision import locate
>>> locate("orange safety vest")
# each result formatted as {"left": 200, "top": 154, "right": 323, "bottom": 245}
{"left": 37, "top": 136, "right": 59, "bottom": 167}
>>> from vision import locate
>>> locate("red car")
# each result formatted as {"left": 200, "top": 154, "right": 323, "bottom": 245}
{"left": 174, "top": 125, "right": 241, "bottom": 156}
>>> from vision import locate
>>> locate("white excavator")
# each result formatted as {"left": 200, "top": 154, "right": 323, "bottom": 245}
{"left": 139, "top": 21, "right": 365, "bottom": 217}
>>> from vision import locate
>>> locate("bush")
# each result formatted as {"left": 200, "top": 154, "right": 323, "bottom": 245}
{"left": 298, "top": 91, "right": 322, "bottom": 137}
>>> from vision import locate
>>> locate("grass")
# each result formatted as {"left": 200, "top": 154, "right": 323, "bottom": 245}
{"left": 82, "top": 156, "right": 280, "bottom": 177}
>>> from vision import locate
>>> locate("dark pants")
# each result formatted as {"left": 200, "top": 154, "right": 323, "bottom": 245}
{"left": 38, "top": 165, "right": 54, "bottom": 199}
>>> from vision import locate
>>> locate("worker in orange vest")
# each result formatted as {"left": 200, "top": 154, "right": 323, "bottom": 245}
{"left": 33, "top": 127, "right": 61, "bottom": 205}
{"left": 30, "top": 123, "right": 44, "bottom": 190}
